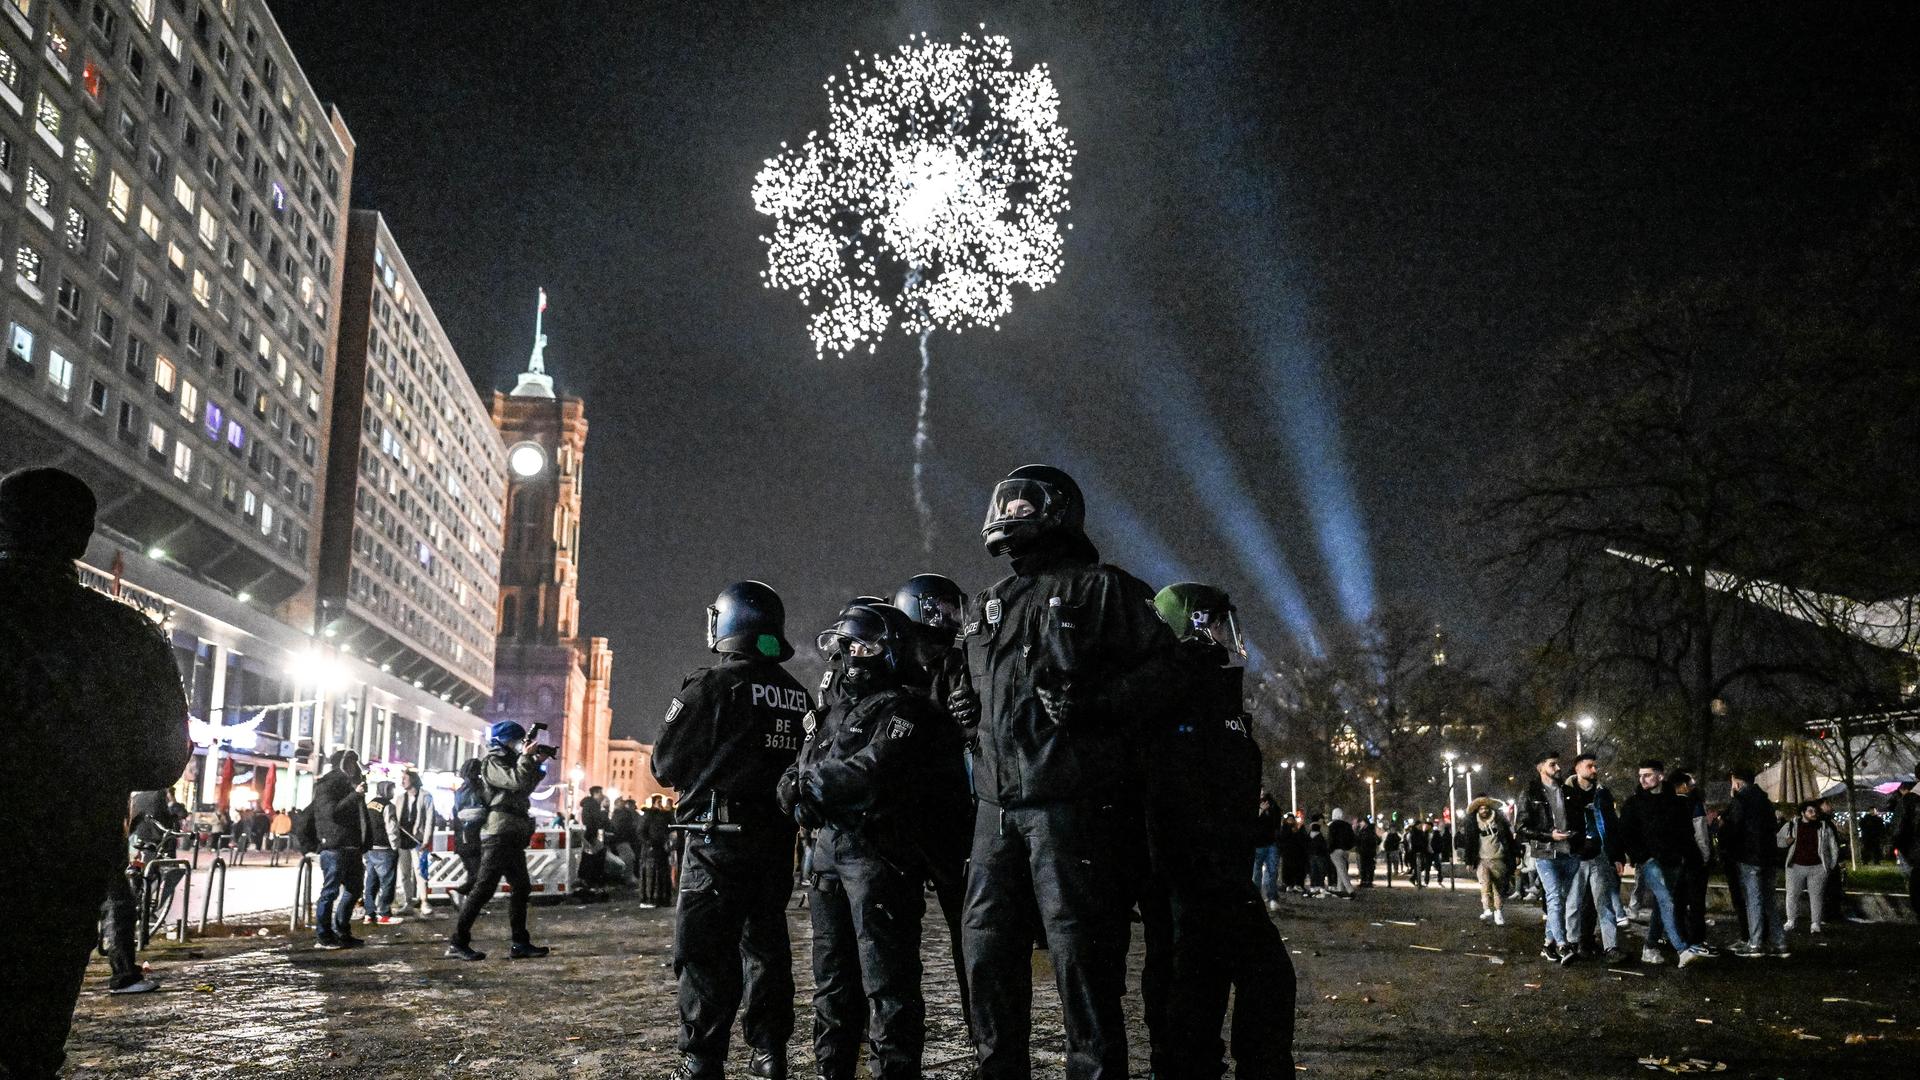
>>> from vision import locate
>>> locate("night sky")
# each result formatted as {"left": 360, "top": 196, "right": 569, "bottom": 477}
{"left": 268, "top": 1, "right": 1918, "bottom": 741}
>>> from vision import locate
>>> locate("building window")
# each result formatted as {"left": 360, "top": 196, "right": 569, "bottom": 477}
{"left": 62, "top": 207, "right": 90, "bottom": 253}
{"left": 0, "top": 134, "right": 12, "bottom": 177}
{"left": 35, "top": 93, "right": 62, "bottom": 143}
{"left": 168, "top": 241, "right": 187, "bottom": 273}
{"left": 124, "top": 335, "right": 149, "bottom": 376}
{"left": 147, "top": 419, "right": 167, "bottom": 457}
{"left": 14, "top": 244, "right": 42, "bottom": 286}
{"left": 172, "top": 174, "right": 194, "bottom": 211}
{"left": 172, "top": 441, "right": 191, "bottom": 482}
{"left": 196, "top": 206, "right": 218, "bottom": 247}
{"left": 177, "top": 379, "right": 198, "bottom": 422}
{"left": 55, "top": 277, "right": 82, "bottom": 324}
{"left": 159, "top": 21, "right": 182, "bottom": 62}
{"left": 225, "top": 419, "right": 244, "bottom": 451}
{"left": 153, "top": 354, "right": 177, "bottom": 396}
{"left": 191, "top": 268, "right": 210, "bottom": 305}
{"left": 7, "top": 322, "right": 32, "bottom": 365}
{"left": 131, "top": 0, "right": 153, "bottom": 29}
{"left": 0, "top": 45, "right": 17, "bottom": 94}
{"left": 25, "top": 164, "right": 51, "bottom": 209}
{"left": 139, "top": 204, "right": 162, "bottom": 241}
{"left": 118, "top": 400, "right": 138, "bottom": 438}
{"left": 72, "top": 136, "right": 100, "bottom": 187}
{"left": 93, "top": 307, "right": 116, "bottom": 349}
{"left": 108, "top": 171, "right": 132, "bottom": 221}
{"left": 48, "top": 351, "right": 73, "bottom": 401}
{"left": 88, "top": 378, "right": 108, "bottom": 414}
{"left": 203, "top": 400, "right": 222, "bottom": 437}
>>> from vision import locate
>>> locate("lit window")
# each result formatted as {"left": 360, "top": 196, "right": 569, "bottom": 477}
{"left": 14, "top": 244, "right": 42, "bottom": 285}
{"left": 203, "top": 401, "right": 223, "bottom": 436}
{"left": 46, "top": 26, "right": 70, "bottom": 69}
{"left": 25, "top": 165, "right": 51, "bottom": 209}
{"left": 241, "top": 259, "right": 257, "bottom": 287}
{"left": 108, "top": 172, "right": 132, "bottom": 222}
{"left": 131, "top": 0, "right": 153, "bottom": 28}
{"left": 172, "top": 441, "right": 192, "bottom": 482}
{"left": 48, "top": 351, "right": 73, "bottom": 401}
{"left": 191, "top": 269, "right": 210, "bottom": 305}
{"left": 196, "top": 207, "right": 218, "bottom": 247}
{"left": 226, "top": 420, "right": 244, "bottom": 449}
{"left": 34, "top": 92, "right": 61, "bottom": 141}
{"left": 139, "top": 205, "right": 163, "bottom": 241}
{"left": 148, "top": 420, "right": 167, "bottom": 455}
{"left": 7, "top": 322, "right": 32, "bottom": 363}
{"left": 178, "top": 380, "right": 198, "bottom": 422}
{"left": 160, "top": 21, "right": 182, "bottom": 61}
{"left": 242, "top": 489, "right": 257, "bottom": 521}
{"left": 168, "top": 241, "right": 187, "bottom": 272}
{"left": 270, "top": 181, "right": 286, "bottom": 212}
{"left": 153, "top": 355, "right": 177, "bottom": 393}
{"left": 62, "top": 207, "right": 90, "bottom": 253}
{"left": 0, "top": 47, "right": 17, "bottom": 91}
{"left": 260, "top": 501, "right": 274, "bottom": 535}
{"left": 72, "top": 136, "right": 99, "bottom": 187}
{"left": 82, "top": 58, "right": 103, "bottom": 99}
{"left": 172, "top": 175, "right": 195, "bottom": 211}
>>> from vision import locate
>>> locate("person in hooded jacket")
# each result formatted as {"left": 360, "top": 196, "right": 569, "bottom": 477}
{"left": 310, "top": 749, "right": 370, "bottom": 949}
{"left": 445, "top": 722, "right": 554, "bottom": 961}
{"left": 654, "top": 581, "right": 811, "bottom": 1080}
{"left": 0, "top": 468, "right": 191, "bottom": 1079}
{"left": 962, "top": 465, "right": 1178, "bottom": 1079}
{"left": 1146, "top": 582, "right": 1296, "bottom": 1080}
{"left": 450, "top": 757, "right": 487, "bottom": 906}
{"left": 777, "top": 603, "right": 954, "bottom": 1080}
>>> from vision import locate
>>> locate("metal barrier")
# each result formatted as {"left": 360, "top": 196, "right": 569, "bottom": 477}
{"left": 290, "top": 854, "right": 315, "bottom": 932}
{"left": 197, "top": 857, "right": 228, "bottom": 933}
{"left": 422, "top": 826, "right": 580, "bottom": 900}
{"left": 140, "top": 858, "right": 192, "bottom": 947}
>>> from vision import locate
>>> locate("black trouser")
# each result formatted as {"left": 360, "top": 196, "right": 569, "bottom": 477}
{"left": 1721, "top": 855, "right": 1749, "bottom": 943}
{"left": 963, "top": 800, "right": 1130, "bottom": 1080}
{"left": 1129, "top": 828, "right": 1176, "bottom": 1075}
{"left": 639, "top": 851, "right": 674, "bottom": 905}
{"left": 3, "top": 873, "right": 113, "bottom": 1079}
{"left": 1675, "top": 857, "right": 1708, "bottom": 945}
{"left": 101, "top": 869, "right": 143, "bottom": 988}
{"left": 1908, "top": 856, "right": 1920, "bottom": 920}
{"left": 673, "top": 827, "right": 796, "bottom": 1070}
{"left": 810, "top": 830, "right": 927, "bottom": 1080}
{"left": 1359, "top": 850, "right": 1377, "bottom": 887}
{"left": 926, "top": 847, "right": 971, "bottom": 1030}
{"left": 453, "top": 835, "right": 533, "bottom": 947}
{"left": 1160, "top": 852, "right": 1297, "bottom": 1080}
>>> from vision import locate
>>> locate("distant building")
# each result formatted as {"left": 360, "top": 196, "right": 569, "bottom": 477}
{"left": 489, "top": 294, "right": 614, "bottom": 798}
{"left": 606, "top": 736, "right": 670, "bottom": 803}
{"left": 0, "top": 0, "right": 494, "bottom": 810}
{"left": 318, "top": 209, "right": 506, "bottom": 712}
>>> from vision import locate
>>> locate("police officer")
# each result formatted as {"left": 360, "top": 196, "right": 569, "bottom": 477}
{"left": 445, "top": 721, "right": 554, "bottom": 961}
{"left": 962, "top": 464, "right": 1178, "bottom": 1079}
{"left": 778, "top": 603, "right": 949, "bottom": 1079}
{"left": 0, "top": 468, "right": 191, "bottom": 1079}
{"left": 654, "top": 581, "right": 811, "bottom": 1080}
{"left": 889, "top": 574, "right": 978, "bottom": 1024}
{"left": 1149, "top": 583, "right": 1296, "bottom": 1079}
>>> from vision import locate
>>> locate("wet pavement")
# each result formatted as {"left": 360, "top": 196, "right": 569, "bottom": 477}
{"left": 66, "top": 881, "right": 1919, "bottom": 1078}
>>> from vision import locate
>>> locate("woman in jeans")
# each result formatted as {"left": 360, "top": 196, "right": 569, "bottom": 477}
{"left": 1779, "top": 800, "right": 1839, "bottom": 935}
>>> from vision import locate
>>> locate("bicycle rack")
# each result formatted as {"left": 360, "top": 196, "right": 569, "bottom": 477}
{"left": 197, "top": 857, "right": 228, "bottom": 933}
{"left": 290, "top": 854, "right": 316, "bottom": 932}
{"left": 141, "top": 858, "right": 193, "bottom": 946}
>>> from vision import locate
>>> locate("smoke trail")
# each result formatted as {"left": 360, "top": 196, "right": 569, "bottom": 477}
{"left": 912, "top": 327, "right": 936, "bottom": 553}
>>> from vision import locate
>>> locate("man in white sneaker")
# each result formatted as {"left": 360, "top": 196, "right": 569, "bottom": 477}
{"left": 1619, "top": 760, "right": 1710, "bottom": 968}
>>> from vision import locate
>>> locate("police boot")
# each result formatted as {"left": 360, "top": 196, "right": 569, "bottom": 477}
{"left": 746, "top": 1049, "right": 788, "bottom": 1080}
{"left": 668, "top": 1056, "right": 721, "bottom": 1080}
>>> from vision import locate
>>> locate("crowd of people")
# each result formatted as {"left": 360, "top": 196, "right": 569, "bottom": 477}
{"left": 8, "top": 458, "right": 1920, "bottom": 1079}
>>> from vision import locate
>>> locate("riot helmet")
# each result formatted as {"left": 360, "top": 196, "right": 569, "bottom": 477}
{"left": 981, "top": 464, "right": 1084, "bottom": 558}
{"left": 707, "top": 580, "right": 794, "bottom": 662}
{"left": 1153, "top": 582, "right": 1246, "bottom": 658}
{"left": 892, "top": 573, "right": 966, "bottom": 633}
{"left": 817, "top": 603, "right": 899, "bottom": 696}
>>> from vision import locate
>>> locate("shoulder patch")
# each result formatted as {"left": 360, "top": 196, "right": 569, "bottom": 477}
{"left": 803, "top": 710, "right": 817, "bottom": 736}
{"left": 663, "top": 698, "right": 684, "bottom": 725}
{"left": 887, "top": 716, "right": 916, "bottom": 740}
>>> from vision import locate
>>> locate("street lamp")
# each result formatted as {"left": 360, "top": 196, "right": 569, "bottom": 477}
{"left": 1287, "top": 761, "right": 1305, "bottom": 818}
{"left": 1365, "top": 775, "right": 1377, "bottom": 821}
{"left": 1443, "top": 751, "right": 1459, "bottom": 890}
{"left": 1463, "top": 762, "right": 1482, "bottom": 806}
{"left": 1556, "top": 714, "right": 1597, "bottom": 756}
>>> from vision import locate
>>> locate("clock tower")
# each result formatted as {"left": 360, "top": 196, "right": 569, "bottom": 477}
{"left": 490, "top": 291, "right": 614, "bottom": 800}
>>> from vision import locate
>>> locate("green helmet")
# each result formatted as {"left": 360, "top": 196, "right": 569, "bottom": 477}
{"left": 1153, "top": 582, "right": 1243, "bottom": 655}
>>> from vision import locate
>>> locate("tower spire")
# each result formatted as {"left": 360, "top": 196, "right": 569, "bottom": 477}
{"left": 511, "top": 287, "right": 556, "bottom": 398}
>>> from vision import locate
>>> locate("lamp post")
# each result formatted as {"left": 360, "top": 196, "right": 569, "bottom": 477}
{"left": 1462, "top": 762, "right": 1481, "bottom": 806}
{"left": 1365, "top": 775, "right": 1377, "bottom": 821}
{"left": 1557, "top": 714, "right": 1597, "bottom": 756}
{"left": 1443, "top": 751, "right": 1459, "bottom": 890}
{"left": 1287, "top": 761, "right": 1304, "bottom": 818}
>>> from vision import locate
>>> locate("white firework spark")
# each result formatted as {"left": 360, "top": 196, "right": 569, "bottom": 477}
{"left": 752, "top": 29, "right": 1074, "bottom": 548}
{"left": 753, "top": 29, "right": 1075, "bottom": 355}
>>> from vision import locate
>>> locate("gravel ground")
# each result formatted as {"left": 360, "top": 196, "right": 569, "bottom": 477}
{"left": 64, "top": 881, "right": 1919, "bottom": 1078}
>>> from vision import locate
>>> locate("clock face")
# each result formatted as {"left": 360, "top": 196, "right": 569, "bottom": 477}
{"left": 509, "top": 443, "right": 546, "bottom": 479}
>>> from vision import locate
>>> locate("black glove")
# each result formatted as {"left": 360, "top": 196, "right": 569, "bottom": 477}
{"left": 794, "top": 799, "right": 825, "bottom": 830}
{"left": 947, "top": 687, "right": 981, "bottom": 731}
{"left": 776, "top": 773, "right": 802, "bottom": 818}
{"left": 1036, "top": 682, "right": 1082, "bottom": 728}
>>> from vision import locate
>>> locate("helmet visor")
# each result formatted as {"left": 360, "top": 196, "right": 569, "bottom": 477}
{"left": 705, "top": 605, "right": 719, "bottom": 650}
{"left": 1192, "top": 608, "right": 1246, "bottom": 657}
{"left": 911, "top": 592, "right": 965, "bottom": 631}
{"left": 816, "top": 629, "right": 885, "bottom": 660}
{"left": 983, "top": 477, "right": 1057, "bottom": 534}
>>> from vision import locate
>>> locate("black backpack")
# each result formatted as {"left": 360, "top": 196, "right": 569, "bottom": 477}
{"left": 291, "top": 803, "right": 320, "bottom": 854}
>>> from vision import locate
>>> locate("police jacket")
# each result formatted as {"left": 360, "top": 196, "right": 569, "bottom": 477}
{"left": 1619, "top": 784, "right": 1695, "bottom": 867}
{"left": 967, "top": 534, "right": 1177, "bottom": 808}
{"left": 311, "top": 768, "right": 369, "bottom": 851}
{"left": 478, "top": 746, "right": 546, "bottom": 841}
{"left": 2, "top": 557, "right": 191, "bottom": 886}
{"left": 781, "top": 683, "right": 954, "bottom": 873}
{"left": 1146, "top": 639, "right": 1263, "bottom": 854}
{"left": 653, "top": 655, "right": 810, "bottom": 830}
{"left": 1723, "top": 782, "right": 1781, "bottom": 866}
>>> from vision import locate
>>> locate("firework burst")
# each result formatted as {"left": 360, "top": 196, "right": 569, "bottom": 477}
{"left": 753, "top": 28, "right": 1075, "bottom": 547}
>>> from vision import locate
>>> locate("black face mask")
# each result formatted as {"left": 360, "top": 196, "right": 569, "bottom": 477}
{"left": 836, "top": 655, "right": 887, "bottom": 698}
